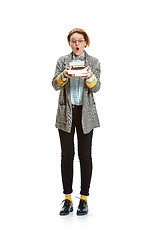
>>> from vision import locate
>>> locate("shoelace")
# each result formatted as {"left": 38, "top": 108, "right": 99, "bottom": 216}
{"left": 60, "top": 199, "right": 71, "bottom": 206}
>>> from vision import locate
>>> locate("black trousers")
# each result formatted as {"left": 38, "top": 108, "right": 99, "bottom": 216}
{"left": 58, "top": 105, "right": 93, "bottom": 196}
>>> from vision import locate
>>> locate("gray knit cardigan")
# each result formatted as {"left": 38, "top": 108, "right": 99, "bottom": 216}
{"left": 52, "top": 51, "right": 101, "bottom": 134}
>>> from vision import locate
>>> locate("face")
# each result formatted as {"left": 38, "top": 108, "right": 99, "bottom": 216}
{"left": 69, "top": 33, "right": 86, "bottom": 56}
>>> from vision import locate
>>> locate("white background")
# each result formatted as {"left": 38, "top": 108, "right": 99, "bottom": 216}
{"left": 0, "top": 0, "right": 160, "bottom": 239}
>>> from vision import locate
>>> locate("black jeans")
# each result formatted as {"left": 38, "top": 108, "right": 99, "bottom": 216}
{"left": 58, "top": 105, "right": 93, "bottom": 196}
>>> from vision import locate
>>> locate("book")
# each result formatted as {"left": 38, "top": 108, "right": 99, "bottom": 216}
{"left": 69, "top": 61, "right": 85, "bottom": 68}
{"left": 68, "top": 61, "right": 88, "bottom": 77}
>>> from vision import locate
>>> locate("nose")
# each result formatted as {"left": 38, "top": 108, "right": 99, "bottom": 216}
{"left": 75, "top": 40, "right": 79, "bottom": 46}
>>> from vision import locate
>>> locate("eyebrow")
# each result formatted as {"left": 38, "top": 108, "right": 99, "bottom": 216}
{"left": 70, "top": 38, "right": 85, "bottom": 40}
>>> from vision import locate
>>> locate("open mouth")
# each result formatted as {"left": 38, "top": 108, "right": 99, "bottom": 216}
{"left": 76, "top": 47, "right": 79, "bottom": 51}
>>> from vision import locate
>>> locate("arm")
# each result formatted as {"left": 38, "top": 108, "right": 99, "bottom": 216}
{"left": 85, "top": 59, "right": 101, "bottom": 93}
{"left": 52, "top": 57, "right": 68, "bottom": 91}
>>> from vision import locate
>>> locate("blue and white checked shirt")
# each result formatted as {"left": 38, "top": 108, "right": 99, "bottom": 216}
{"left": 61, "top": 51, "right": 94, "bottom": 106}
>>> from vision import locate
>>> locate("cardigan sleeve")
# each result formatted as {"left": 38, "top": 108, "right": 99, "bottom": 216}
{"left": 85, "top": 58, "right": 101, "bottom": 93}
{"left": 52, "top": 57, "right": 68, "bottom": 91}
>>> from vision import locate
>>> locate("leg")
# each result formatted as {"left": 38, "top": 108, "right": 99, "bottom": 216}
{"left": 76, "top": 126, "right": 93, "bottom": 196}
{"left": 58, "top": 127, "right": 75, "bottom": 194}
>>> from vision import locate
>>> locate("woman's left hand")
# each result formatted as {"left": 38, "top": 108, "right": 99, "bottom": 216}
{"left": 86, "top": 66, "right": 93, "bottom": 78}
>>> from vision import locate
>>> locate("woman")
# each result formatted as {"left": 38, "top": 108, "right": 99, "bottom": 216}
{"left": 52, "top": 28, "right": 101, "bottom": 215}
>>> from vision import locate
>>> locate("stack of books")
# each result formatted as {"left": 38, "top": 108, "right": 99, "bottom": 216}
{"left": 67, "top": 61, "right": 88, "bottom": 77}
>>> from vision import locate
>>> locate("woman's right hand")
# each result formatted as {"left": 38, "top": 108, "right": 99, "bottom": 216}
{"left": 63, "top": 68, "right": 75, "bottom": 78}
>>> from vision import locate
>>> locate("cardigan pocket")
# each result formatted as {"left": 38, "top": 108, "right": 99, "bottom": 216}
{"left": 56, "top": 104, "right": 67, "bottom": 123}
{"left": 91, "top": 103, "right": 99, "bottom": 123}
{"left": 59, "top": 87, "right": 66, "bottom": 105}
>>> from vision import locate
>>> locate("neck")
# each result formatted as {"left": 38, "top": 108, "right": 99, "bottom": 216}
{"left": 73, "top": 51, "right": 85, "bottom": 57}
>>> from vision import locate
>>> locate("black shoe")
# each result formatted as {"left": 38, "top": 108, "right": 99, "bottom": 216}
{"left": 59, "top": 199, "right": 73, "bottom": 216}
{"left": 77, "top": 199, "right": 88, "bottom": 216}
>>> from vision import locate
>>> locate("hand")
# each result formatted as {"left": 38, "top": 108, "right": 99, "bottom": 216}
{"left": 86, "top": 66, "right": 93, "bottom": 78}
{"left": 63, "top": 68, "right": 75, "bottom": 78}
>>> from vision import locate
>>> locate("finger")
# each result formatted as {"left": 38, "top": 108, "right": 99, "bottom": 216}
{"left": 67, "top": 74, "right": 74, "bottom": 78}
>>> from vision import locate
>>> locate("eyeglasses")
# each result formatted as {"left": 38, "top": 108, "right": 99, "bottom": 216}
{"left": 70, "top": 39, "right": 85, "bottom": 44}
